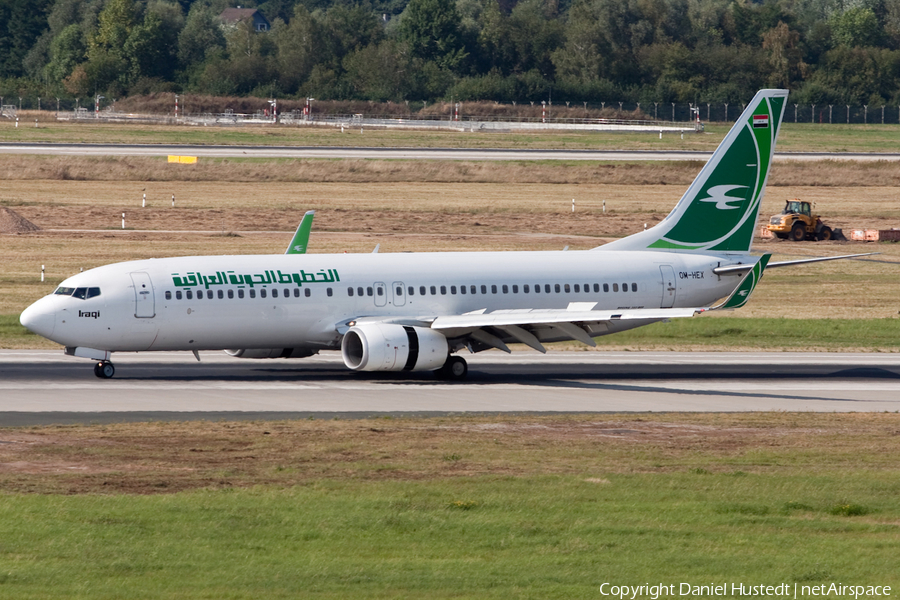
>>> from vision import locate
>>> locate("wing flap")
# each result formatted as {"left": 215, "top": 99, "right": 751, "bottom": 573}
{"left": 431, "top": 307, "right": 702, "bottom": 330}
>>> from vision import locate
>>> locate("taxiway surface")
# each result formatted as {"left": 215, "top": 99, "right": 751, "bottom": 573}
{"left": 2, "top": 350, "right": 899, "bottom": 425}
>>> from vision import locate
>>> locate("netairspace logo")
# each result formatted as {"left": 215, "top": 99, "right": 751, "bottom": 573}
{"left": 598, "top": 583, "right": 892, "bottom": 599}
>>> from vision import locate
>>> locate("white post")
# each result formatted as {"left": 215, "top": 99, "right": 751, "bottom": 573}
{"left": 602, "top": 200, "right": 606, "bottom": 213}
{"left": 142, "top": 193, "right": 146, "bottom": 208}
{"left": 172, "top": 194, "right": 175, "bottom": 207}
{"left": 41, "top": 265, "right": 45, "bottom": 282}
{"left": 572, "top": 199, "right": 575, "bottom": 213}
{"left": 122, "top": 212, "right": 125, "bottom": 229}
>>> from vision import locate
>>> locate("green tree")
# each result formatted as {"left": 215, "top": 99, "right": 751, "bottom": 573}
{"left": 177, "top": 4, "right": 226, "bottom": 67}
{"left": 830, "top": 6, "right": 882, "bottom": 46}
{"left": 398, "top": 0, "right": 468, "bottom": 71}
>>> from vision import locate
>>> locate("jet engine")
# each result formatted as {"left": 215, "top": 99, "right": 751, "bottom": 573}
{"left": 225, "top": 348, "right": 318, "bottom": 359}
{"left": 341, "top": 323, "right": 448, "bottom": 372}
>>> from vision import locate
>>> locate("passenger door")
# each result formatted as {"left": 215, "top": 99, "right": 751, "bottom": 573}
{"left": 130, "top": 272, "right": 156, "bottom": 318}
{"left": 659, "top": 265, "right": 676, "bottom": 308}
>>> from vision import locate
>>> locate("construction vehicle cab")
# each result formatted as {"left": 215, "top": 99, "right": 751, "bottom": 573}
{"left": 768, "top": 199, "right": 833, "bottom": 241}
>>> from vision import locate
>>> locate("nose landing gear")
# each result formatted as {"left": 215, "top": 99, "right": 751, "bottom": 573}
{"left": 93, "top": 361, "right": 115, "bottom": 379}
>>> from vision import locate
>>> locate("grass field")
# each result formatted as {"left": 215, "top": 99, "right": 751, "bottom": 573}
{"left": 1, "top": 413, "right": 899, "bottom": 599}
{"left": 3, "top": 114, "right": 900, "bottom": 153}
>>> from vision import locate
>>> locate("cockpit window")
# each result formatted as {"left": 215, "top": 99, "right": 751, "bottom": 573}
{"left": 56, "top": 287, "right": 101, "bottom": 299}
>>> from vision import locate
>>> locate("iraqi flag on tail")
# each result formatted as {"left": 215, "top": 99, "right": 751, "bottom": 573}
{"left": 753, "top": 114, "right": 769, "bottom": 128}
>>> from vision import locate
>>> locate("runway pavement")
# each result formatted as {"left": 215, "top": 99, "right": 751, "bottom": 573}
{"left": 1, "top": 143, "right": 899, "bottom": 161}
{"left": 2, "top": 350, "right": 899, "bottom": 425}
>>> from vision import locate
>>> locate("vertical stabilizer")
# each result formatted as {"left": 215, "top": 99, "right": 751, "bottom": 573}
{"left": 599, "top": 89, "right": 788, "bottom": 253}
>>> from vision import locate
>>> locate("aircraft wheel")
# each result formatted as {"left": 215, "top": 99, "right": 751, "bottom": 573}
{"left": 438, "top": 356, "right": 468, "bottom": 380}
{"left": 96, "top": 362, "right": 115, "bottom": 379}
{"left": 790, "top": 221, "right": 806, "bottom": 241}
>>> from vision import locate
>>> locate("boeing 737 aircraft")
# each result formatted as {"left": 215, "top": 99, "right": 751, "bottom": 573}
{"left": 19, "top": 89, "right": 863, "bottom": 380}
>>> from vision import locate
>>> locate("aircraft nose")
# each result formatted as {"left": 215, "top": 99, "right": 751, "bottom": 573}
{"left": 20, "top": 301, "right": 56, "bottom": 339}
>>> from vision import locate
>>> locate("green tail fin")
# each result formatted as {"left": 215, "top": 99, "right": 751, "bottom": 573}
{"left": 599, "top": 89, "right": 788, "bottom": 253}
{"left": 714, "top": 253, "right": 771, "bottom": 310}
{"left": 285, "top": 210, "right": 315, "bottom": 255}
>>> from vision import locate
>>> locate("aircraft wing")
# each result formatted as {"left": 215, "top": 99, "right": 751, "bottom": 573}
{"left": 285, "top": 210, "right": 315, "bottom": 254}
{"left": 427, "top": 306, "right": 702, "bottom": 353}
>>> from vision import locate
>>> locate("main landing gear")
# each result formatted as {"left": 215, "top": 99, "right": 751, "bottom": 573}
{"left": 93, "top": 361, "right": 115, "bottom": 379}
{"left": 437, "top": 355, "right": 468, "bottom": 380}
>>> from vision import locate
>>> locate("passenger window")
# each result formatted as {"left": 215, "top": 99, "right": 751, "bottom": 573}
{"left": 217, "top": 290, "right": 224, "bottom": 299}
{"left": 420, "top": 286, "right": 426, "bottom": 295}
{"left": 187, "top": 290, "right": 193, "bottom": 300}
{"left": 481, "top": 285, "right": 487, "bottom": 294}
{"left": 284, "top": 288, "right": 290, "bottom": 297}
{"left": 348, "top": 287, "right": 354, "bottom": 297}
{"left": 555, "top": 284, "right": 561, "bottom": 293}
{"left": 594, "top": 284, "right": 600, "bottom": 293}
{"left": 440, "top": 286, "right": 447, "bottom": 295}
{"left": 491, "top": 285, "right": 497, "bottom": 294}
{"left": 574, "top": 284, "right": 580, "bottom": 293}
{"left": 327, "top": 288, "right": 333, "bottom": 297}
{"left": 622, "top": 282, "right": 628, "bottom": 291}
{"left": 408, "top": 286, "right": 414, "bottom": 296}
{"left": 228, "top": 289, "right": 234, "bottom": 299}
{"left": 176, "top": 290, "right": 182, "bottom": 300}
{"left": 238, "top": 289, "right": 244, "bottom": 299}
{"left": 631, "top": 283, "right": 637, "bottom": 292}
{"left": 294, "top": 288, "right": 300, "bottom": 298}
{"left": 524, "top": 285, "right": 530, "bottom": 293}
{"left": 358, "top": 287, "right": 364, "bottom": 296}
{"left": 460, "top": 285, "right": 466, "bottom": 295}
{"left": 535, "top": 284, "right": 540, "bottom": 294}
{"left": 272, "top": 289, "right": 279, "bottom": 298}
{"left": 450, "top": 286, "right": 456, "bottom": 294}
{"left": 613, "top": 283, "right": 619, "bottom": 292}
{"left": 368, "top": 287, "right": 374, "bottom": 296}
{"left": 87, "top": 287, "right": 101, "bottom": 299}
{"left": 565, "top": 284, "right": 571, "bottom": 293}
{"left": 207, "top": 290, "right": 213, "bottom": 299}
{"left": 305, "top": 288, "right": 311, "bottom": 297}
{"left": 430, "top": 286, "right": 436, "bottom": 295}
{"left": 396, "top": 286, "right": 403, "bottom": 296}
{"left": 545, "top": 284, "right": 551, "bottom": 293}
{"left": 603, "top": 283, "right": 609, "bottom": 292}
{"left": 260, "top": 289, "right": 267, "bottom": 299}
{"left": 165, "top": 291, "right": 172, "bottom": 300}
{"left": 250, "top": 289, "right": 256, "bottom": 298}
{"left": 73, "top": 288, "right": 87, "bottom": 299}
{"left": 376, "top": 287, "right": 383, "bottom": 296}
{"left": 502, "top": 285, "right": 508, "bottom": 293}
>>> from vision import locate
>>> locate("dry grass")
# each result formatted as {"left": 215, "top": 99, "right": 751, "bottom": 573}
{"left": 1, "top": 155, "right": 899, "bottom": 187}
{"left": 2, "top": 159, "right": 898, "bottom": 322}
{"left": 2, "top": 412, "right": 899, "bottom": 495}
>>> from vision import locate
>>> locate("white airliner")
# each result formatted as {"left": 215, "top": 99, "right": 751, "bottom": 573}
{"left": 19, "top": 89, "right": 865, "bottom": 379}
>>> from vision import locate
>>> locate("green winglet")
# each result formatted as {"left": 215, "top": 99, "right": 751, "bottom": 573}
{"left": 714, "top": 253, "right": 772, "bottom": 310}
{"left": 285, "top": 210, "right": 315, "bottom": 255}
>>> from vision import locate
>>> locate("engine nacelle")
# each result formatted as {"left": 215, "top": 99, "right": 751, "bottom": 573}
{"left": 341, "top": 323, "right": 448, "bottom": 372}
{"left": 225, "top": 348, "right": 318, "bottom": 359}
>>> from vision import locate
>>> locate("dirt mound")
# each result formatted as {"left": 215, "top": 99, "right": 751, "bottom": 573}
{"left": 0, "top": 206, "right": 41, "bottom": 233}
